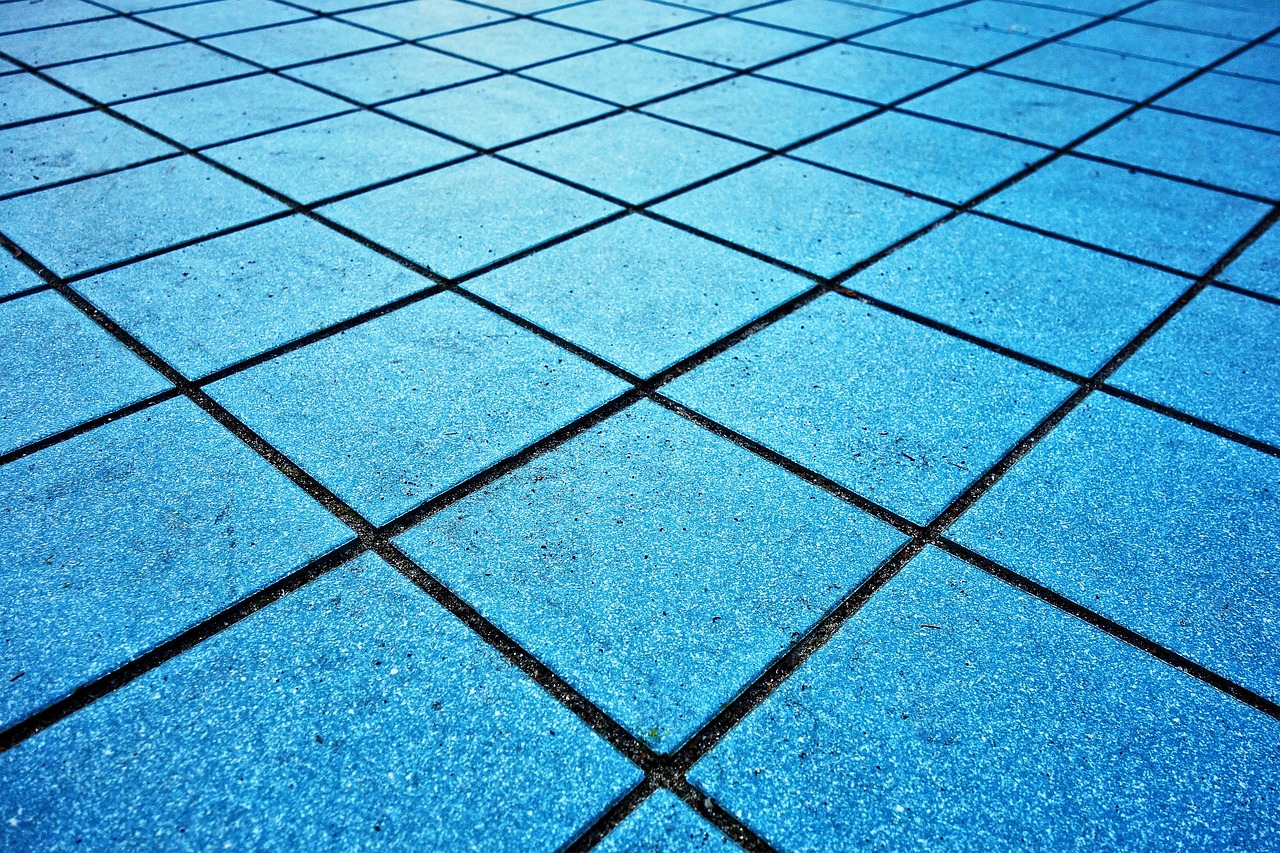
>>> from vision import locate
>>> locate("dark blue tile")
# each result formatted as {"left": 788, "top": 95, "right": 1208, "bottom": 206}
{"left": 538, "top": 0, "right": 708, "bottom": 39}
{"left": 665, "top": 294, "right": 1074, "bottom": 523}
{"left": 737, "top": 0, "right": 905, "bottom": 39}
{"left": 0, "top": 110, "right": 175, "bottom": 195}
{"left": 598, "top": 790, "right": 738, "bottom": 851}
{"left": 45, "top": 42, "right": 258, "bottom": 103}
{"left": 0, "top": 17, "right": 174, "bottom": 68}
{"left": 321, "top": 155, "right": 620, "bottom": 277}
{"left": 855, "top": 214, "right": 1187, "bottom": 374}
{"left": 792, "top": 110, "right": 1042, "bottom": 203}
{"left": 952, "top": 393, "right": 1280, "bottom": 702}
{"left": 0, "top": 248, "right": 40, "bottom": 298}
{"left": 0, "top": 157, "right": 283, "bottom": 276}
{"left": 138, "top": 0, "right": 309, "bottom": 38}
{"left": 0, "top": 0, "right": 107, "bottom": 34}
{"left": 423, "top": 18, "right": 610, "bottom": 70}
{"left": 1110, "top": 287, "right": 1280, "bottom": 445}
{"left": 0, "top": 552, "right": 639, "bottom": 847}
{"left": 208, "top": 292, "right": 628, "bottom": 525}
{"left": 338, "top": 0, "right": 508, "bottom": 39}
{"left": 759, "top": 43, "right": 957, "bottom": 104}
{"left": 206, "top": 18, "right": 396, "bottom": 68}
{"left": 528, "top": 44, "right": 730, "bottom": 105}
{"left": 0, "top": 396, "right": 352, "bottom": 729}
{"left": 0, "top": 290, "right": 169, "bottom": 453}
{"left": 77, "top": 216, "right": 429, "bottom": 378}
{"left": 690, "top": 546, "right": 1280, "bottom": 849}
{"left": 991, "top": 41, "right": 1197, "bottom": 101}
{"left": 467, "top": 214, "right": 812, "bottom": 377}
{"left": 1222, "top": 223, "right": 1280, "bottom": 300}
{"left": 979, "top": 155, "right": 1271, "bottom": 273}
{"left": 638, "top": 17, "right": 823, "bottom": 69}
{"left": 1156, "top": 71, "right": 1280, "bottom": 133}
{"left": 654, "top": 157, "right": 946, "bottom": 277}
{"left": 284, "top": 44, "right": 491, "bottom": 104}
{"left": 395, "top": 399, "right": 907, "bottom": 748}
{"left": 1124, "top": 0, "right": 1279, "bottom": 40}
{"left": 1065, "top": 19, "right": 1243, "bottom": 65}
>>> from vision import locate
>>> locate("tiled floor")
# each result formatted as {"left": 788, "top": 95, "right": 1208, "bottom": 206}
{"left": 1, "top": 0, "right": 1278, "bottom": 848}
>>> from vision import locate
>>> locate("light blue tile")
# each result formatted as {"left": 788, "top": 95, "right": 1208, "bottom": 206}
{"left": 990, "top": 41, "right": 1196, "bottom": 101}
{"left": 665, "top": 294, "right": 1074, "bottom": 523}
{"left": 0, "top": 290, "right": 169, "bottom": 453}
{"left": 1110, "top": 287, "right": 1280, "bottom": 444}
{"left": 638, "top": 17, "right": 823, "bottom": 69}
{"left": 0, "top": 110, "right": 174, "bottom": 195}
{"left": 737, "top": 0, "right": 904, "bottom": 38}
{"left": 654, "top": 157, "right": 946, "bottom": 277}
{"left": 0, "top": 0, "right": 107, "bottom": 34}
{"left": 321, "top": 155, "right": 619, "bottom": 277}
{"left": 284, "top": 44, "right": 491, "bottom": 104}
{"left": 0, "top": 72, "right": 89, "bottom": 125}
{"left": 138, "top": 0, "right": 309, "bottom": 38}
{"left": 77, "top": 216, "right": 429, "bottom": 378}
{"left": 0, "top": 396, "right": 352, "bottom": 730}
{"left": 0, "top": 156, "right": 283, "bottom": 276}
{"left": 0, "top": 17, "right": 174, "bottom": 67}
{"left": 528, "top": 43, "right": 730, "bottom": 105}
{"left": 395, "top": 399, "right": 907, "bottom": 748}
{"left": 538, "top": 0, "right": 708, "bottom": 39}
{"left": 1124, "top": 0, "right": 1279, "bottom": 40}
{"left": 793, "top": 110, "right": 1041, "bottom": 202}
{"left": 1065, "top": 19, "right": 1243, "bottom": 65}
{"left": 644, "top": 75, "right": 872, "bottom": 149}
{"left": 423, "top": 18, "right": 610, "bottom": 69}
{"left": 1222, "top": 223, "right": 1280, "bottom": 299}
{"left": 952, "top": 393, "right": 1280, "bottom": 702}
{"left": 0, "top": 552, "right": 640, "bottom": 848}
{"left": 467, "top": 215, "right": 812, "bottom": 377}
{"left": 209, "top": 292, "right": 628, "bottom": 525}
{"left": 206, "top": 18, "right": 396, "bottom": 68}
{"left": 598, "top": 790, "right": 738, "bottom": 851}
{"left": 205, "top": 110, "right": 468, "bottom": 203}
{"left": 339, "top": 0, "right": 508, "bottom": 39}
{"left": 505, "top": 112, "right": 757, "bottom": 203}
{"left": 45, "top": 42, "right": 258, "bottom": 103}
{"left": 0, "top": 247, "right": 40, "bottom": 298}
{"left": 979, "top": 156, "right": 1271, "bottom": 273}
{"left": 690, "top": 546, "right": 1280, "bottom": 850}
{"left": 387, "top": 74, "right": 611, "bottom": 148}
{"left": 760, "top": 43, "right": 957, "bottom": 103}
{"left": 1156, "top": 71, "right": 1280, "bottom": 132}
{"left": 1217, "top": 42, "right": 1280, "bottom": 83}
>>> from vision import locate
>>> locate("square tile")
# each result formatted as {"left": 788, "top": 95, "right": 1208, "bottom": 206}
{"left": 759, "top": 43, "right": 957, "bottom": 104}
{"left": 653, "top": 157, "right": 946, "bottom": 277}
{"left": 793, "top": 110, "right": 1042, "bottom": 202}
{"left": 990, "top": 41, "right": 1197, "bottom": 101}
{"left": 527, "top": 43, "right": 730, "bottom": 105}
{"left": 0, "top": 110, "right": 175, "bottom": 196}
{"left": 1216, "top": 43, "right": 1280, "bottom": 83}
{"left": 952, "top": 393, "right": 1280, "bottom": 701}
{"left": 205, "top": 110, "right": 469, "bottom": 203}
{"left": 208, "top": 292, "right": 628, "bottom": 525}
{"left": 638, "top": 17, "right": 823, "bottom": 69}
{"left": 1155, "top": 72, "right": 1280, "bottom": 132}
{"left": 1110, "top": 287, "right": 1279, "bottom": 444}
{"left": 597, "top": 790, "right": 733, "bottom": 851}
{"left": 467, "top": 215, "right": 812, "bottom": 376}
{"left": 0, "top": 72, "right": 90, "bottom": 126}
{"left": 395, "top": 399, "right": 907, "bottom": 747}
{"left": 737, "top": 0, "right": 905, "bottom": 39}
{"left": 1221, "top": 223, "right": 1280, "bottom": 299}
{"left": 690, "top": 546, "right": 1280, "bottom": 849}
{"left": 643, "top": 74, "right": 872, "bottom": 149}
{"left": 665, "top": 294, "right": 1073, "bottom": 522}
{"left": 321, "top": 155, "right": 620, "bottom": 277}
{"left": 853, "top": 1, "right": 1081, "bottom": 66}
{"left": 1065, "top": 19, "right": 1243, "bottom": 65}
{"left": 339, "top": 0, "right": 508, "bottom": 39}
{"left": 0, "top": 248, "right": 40, "bottom": 298}
{"left": 504, "top": 112, "right": 757, "bottom": 203}
{"left": 537, "top": 0, "right": 708, "bottom": 39}
{"left": 0, "top": 396, "right": 352, "bottom": 729}
{"left": 979, "top": 155, "right": 1272, "bottom": 273}
{"left": 0, "top": 290, "right": 169, "bottom": 453}
{"left": 855, "top": 214, "right": 1187, "bottom": 374}
{"left": 77, "top": 216, "right": 430, "bottom": 378}
{"left": 0, "top": 17, "right": 174, "bottom": 68}
{"left": 284, "top": 44, "right": 491, "bottom": 104}
{"left": 138, "top": 0, "right": 308, "bottom": 38}
{"left": 45, "top": 42, "right": 258, "bottom": 103}
{"left": 423, "top": 18, "right": 610, "bottom": 69}
{"left": 387, "top": 74, "right": 611, "bottom": 148}
{"left": 0, "top": 552, "right": 639, "bottom": 847}
{"left": 0, "top": 156, "right": 283, "bottom": 276}
{"left": 206, "top": 18, "right": 396, "bottom": 68}
{"left": 1124, "top": 0, "right": 1279, "bottom": 40}
{"left": 0, "top": 0, "right": 107, "bottom": 34}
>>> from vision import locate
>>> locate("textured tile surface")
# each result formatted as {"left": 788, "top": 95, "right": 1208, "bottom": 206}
{"left": 597, "top": 790, "right": 738, "bottom": 851}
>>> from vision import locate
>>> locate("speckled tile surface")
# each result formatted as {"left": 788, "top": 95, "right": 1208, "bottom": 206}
{"left": 1, "top": 0, "right": 1278, "bottom": 849}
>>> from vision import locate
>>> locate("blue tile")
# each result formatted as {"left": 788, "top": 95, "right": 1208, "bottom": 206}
{"left": 483, "top": 0, "right": 583, "bottom": 11}
{"left": 395, "top": 399, "right": 907, "bottom": 748}
{"left": 537, "top": 0, "right": 708, "bottom": 40}
{"left": 737, "top": 0, "right": 905, "bottom": 39}
{"left": 138, "top": 0, "right": 309, "bottom": 38}
{"left": 1065, "top": 19, "right": 1243, "bottom": 65}
{"left": 528, "top": 44, "right": 730, "bottom": 105}
{"left": 0, "top": 248, "right": 40, "bottom": 298}
{"left": 1155, "top": 71, "right": 1280, "bottom": 133}
{"left": 205, "top": 111, "right": 468, "bottom": 203}
{"left": 638, "top": 17, "right": 823, "bottom": 69}
{"left": 979, "top": 156, "right": 1271, "bottom": 273}
{"left": 77, "top": 216, "right": 429, "bottom": 378}
{"left": 858, "top": 215, "right": 1187, "bottom": 374}
{"left": 338, "top": 0, "right": 509, "bottom": 39}
{"left": 690, "top": 546, "right": 1280, "bottom": 850}
{"left": 0, "top": 552, "right": 640, "bottom": 847}
{"left": 760, "top": 43, "right": 957, "bottom": 103}
{"left": 0, "top": 396, "right": 352, "bottom": 729}
{"left": 793, "top": 110, "right": 1042, "bottom": 202}
{"left": 208, "top": 292, "right": 628, "bottom": 525}
{"left": 0, "top": 157, "right": 283, "bottom": 276}
{"left": 952, "top": 393, "right": 1280, "bottom": 702}
{"left": 116, "top": 74, "right": 351, "bottom": 147}
{"left": 654, "top": 157, "right": 946, "bottom": 277}
{"left": 423, "top": 18, "right": 610, "bottom": 70}
{"left": 44, "top": 42, "right": 258, "bottom": 103}
{"left": 1124, "top": 0, "right": 1279, "bottom": 40}
{"left": 284, "top": 44, "right": 491, "bottom": 104}
{"left": 1217, "top": 42, "right": 1280, "bottom": 83}
{"left": 505, "top": 112, "right": 757, "bottom": 203}
{"left": 665, "top": 294, "right": 1073, "bottom": 522}
{"left": 905, "top": 72, "right": 1127, "bottom": 146}
{"left": 0, "top": 72, "right": 88, "bottom": 124}
{"left": 467, "top": 215, "right": 812, "bottom": 377}
{"left": 990, "top": 41, "right": 1197, "bottom": 101}
{"left": 387, "top": 74, "right": 611, "bottom": 148}
{"left": 1080, "top": 108, "right": 1280, "bottom": 199}
{"left": 321, "top": 155, "right": 619, "bottom": 277}
{"left": 0, "top": 0, "right": 107, "bottom": 34}
{"left": 283, "top": 0, "right": 371, "bottom": 11}
{"left": 0, "top": 17, "right": 174, "bottom": 68}
{"left": 0, "top": 110, "right": 174, "bottom": 195}
{"left": 1222, "top": 222, "right": 1280, "bottom": 299}
{"left": 644, "top": 75, "right": 872, "bottom": 149}
{"left": 1110, "top": 287, "right": 1280, "bottom": 444}
{"left": 206, "top": 18, "right": 396, "bottom": 68}
{"left": 0, "top": 290, "right": 169, "bottom": 453}
{"left": 598, "top": 790, "right": 738, "bottom": 851}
